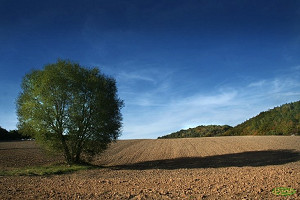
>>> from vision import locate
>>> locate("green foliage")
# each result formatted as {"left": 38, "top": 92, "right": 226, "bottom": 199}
{"left": 17, "top": 59, "right": 124, "bottom": 164}
{"left": 158, "top": 125, "right": 232, "bottom": 139}
{"left": 0, "top": 164, "right": 94, "bottom": 176}
{"left": 224, "top": 101, "right": 300, "bottom": 136}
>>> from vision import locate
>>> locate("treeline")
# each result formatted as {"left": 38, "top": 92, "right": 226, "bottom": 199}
{"left": 0, "top": 126, "right": 31, "bottom": 140}
{"left": 158, "top": 125, "right": 232, "bottom": 138}
{"left": 224, "top": 100, "right": 300, "bottom": 136}
{"left": 158, "top": 100, "right": 300, "bottom": 139}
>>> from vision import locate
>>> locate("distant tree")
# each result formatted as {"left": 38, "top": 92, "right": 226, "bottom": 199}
{"left": 8, "top": 130, "right": 31, "bottom": 140}
{"left": 0, "top": 126, "right": 7, "bottom": 134}
{"left": 158, "top": 125, "right": 233, "bottom": 139}
{"left": 224, "top": 101, "right": 300, "bottom": 136}
{"left": 0, "top": 126, "right": 9, "bottom": 140}
{"left": 0, "top": 126, "right": 30, "bottom": 140}
{"left": 17, "top": 59, "right": 124, "bottom": 164}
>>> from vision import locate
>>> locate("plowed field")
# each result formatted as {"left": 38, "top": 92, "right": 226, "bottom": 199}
{"left": 1, "top": 136, "right": 300, "bottom": 199}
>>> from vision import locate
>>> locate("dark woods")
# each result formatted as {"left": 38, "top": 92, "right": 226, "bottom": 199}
{"left": 0, "top": 126, "right": 31, "bottom": 140}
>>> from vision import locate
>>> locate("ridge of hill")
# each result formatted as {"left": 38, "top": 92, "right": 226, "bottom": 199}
{"left": 159, "top": 100, "right": 300, "bottom": 138}
{"left": 158, "top": 125, "right": 232, "bottom": 139}
{"left": 224, "top": 100, "right": 300, "bottom": 136}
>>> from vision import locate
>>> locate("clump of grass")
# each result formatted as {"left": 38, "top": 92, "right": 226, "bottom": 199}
{"left": 0, "top": 164, "right": 95, "bottom": 176}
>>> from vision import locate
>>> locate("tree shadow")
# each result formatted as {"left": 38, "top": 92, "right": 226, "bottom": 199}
{"left": 113, "top": 149, "right": 300, "bottom": 170}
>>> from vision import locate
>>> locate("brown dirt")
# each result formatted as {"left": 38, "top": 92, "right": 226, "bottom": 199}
{"left": 0, "top": 141, "right": 64, "bottom": 169}
{"left": 0, "top": 136, "right": 300, "bottom": 199}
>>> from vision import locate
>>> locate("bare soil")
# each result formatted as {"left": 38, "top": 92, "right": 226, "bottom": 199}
{"left": 0, "top": 136, "right": 300, "bottom": 199}
{"left": 0, "top": 141, "right": 64, "bottom": 169}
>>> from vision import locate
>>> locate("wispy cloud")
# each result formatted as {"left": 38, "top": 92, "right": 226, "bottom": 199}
{"left": 292, "top": 65, "right": 300, "bottom": 70}
{"left": 248, "top": 80, "right": 266, "bottom": 87}
{"left": 175, "top": 91, "right": 238, "bottom": 107}
{"left": 120, "top": 72, "right": 300, "bottom": 139}
{"left": 117, "top": 71, "right": 156, "bottom": 83}
{"left": 89, "top": 62, "right": 300, "bottom": 139}
{"left": 115, "top": 66, "right": 174, "bottom": 106}
{"left": 121, "top": 89, "right": 243, "bottom": 139}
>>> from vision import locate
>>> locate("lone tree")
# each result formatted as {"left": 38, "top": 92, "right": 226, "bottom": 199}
{"left": 17, "top": 60, "right": 123, "bottom": 164}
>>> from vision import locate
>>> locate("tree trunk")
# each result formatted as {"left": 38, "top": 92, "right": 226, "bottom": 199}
{"left": 75, "top": 150, "right": 81, "bottom": 163}
{"left": 75, "top": 140, "right": 83, "bottom": 163}
{"left": 60, "top": 134, "right": 73, "bottom": 164}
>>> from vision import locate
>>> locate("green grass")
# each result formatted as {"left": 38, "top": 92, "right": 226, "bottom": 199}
{"left": 0, "top": 164, "right": 96, "bottom": 176}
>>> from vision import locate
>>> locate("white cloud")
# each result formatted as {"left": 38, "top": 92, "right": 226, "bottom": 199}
{"left": 120, "top": 74, "right": 300, "bottom": 139}
{"left": 90, "top": 62, "right": 300, "bottom": 139}
{"left": 121, "top": 89, "right": 242, "bottom": 139}
{"left": 175, "top": 91, "right": 237, "bottom": 107}
{"left": 118, "top": 71, "right": 156, "bottom": 83}
{"left": 248, "top": 80, "right": 266, "bottom": 87}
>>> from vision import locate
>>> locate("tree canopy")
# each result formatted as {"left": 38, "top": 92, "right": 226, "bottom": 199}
{"left": 17, "top": 60, "right": 124, "bottom": 164}
{"left": 158, "top": 125, "right": 232, "bottom": 139}
{"left": 224, "top": 100, "right": 300, "bottom": 136}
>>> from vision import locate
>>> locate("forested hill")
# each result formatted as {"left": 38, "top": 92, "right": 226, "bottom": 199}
{"left": 0, "top": 126, "right": 31, "bottom": 140}
{"left": 158, "top": 125, "right": 232, "bottom": 139}
{"left": 224, "top": 100, "right": 300, "bottom": 136}
{"left": 158, "top": 100, "right": 300, "bottom": 139}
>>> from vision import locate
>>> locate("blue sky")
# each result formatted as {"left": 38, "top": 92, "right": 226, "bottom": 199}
{"left": 0, "top": 0, "right": 300, "bottom": 139}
